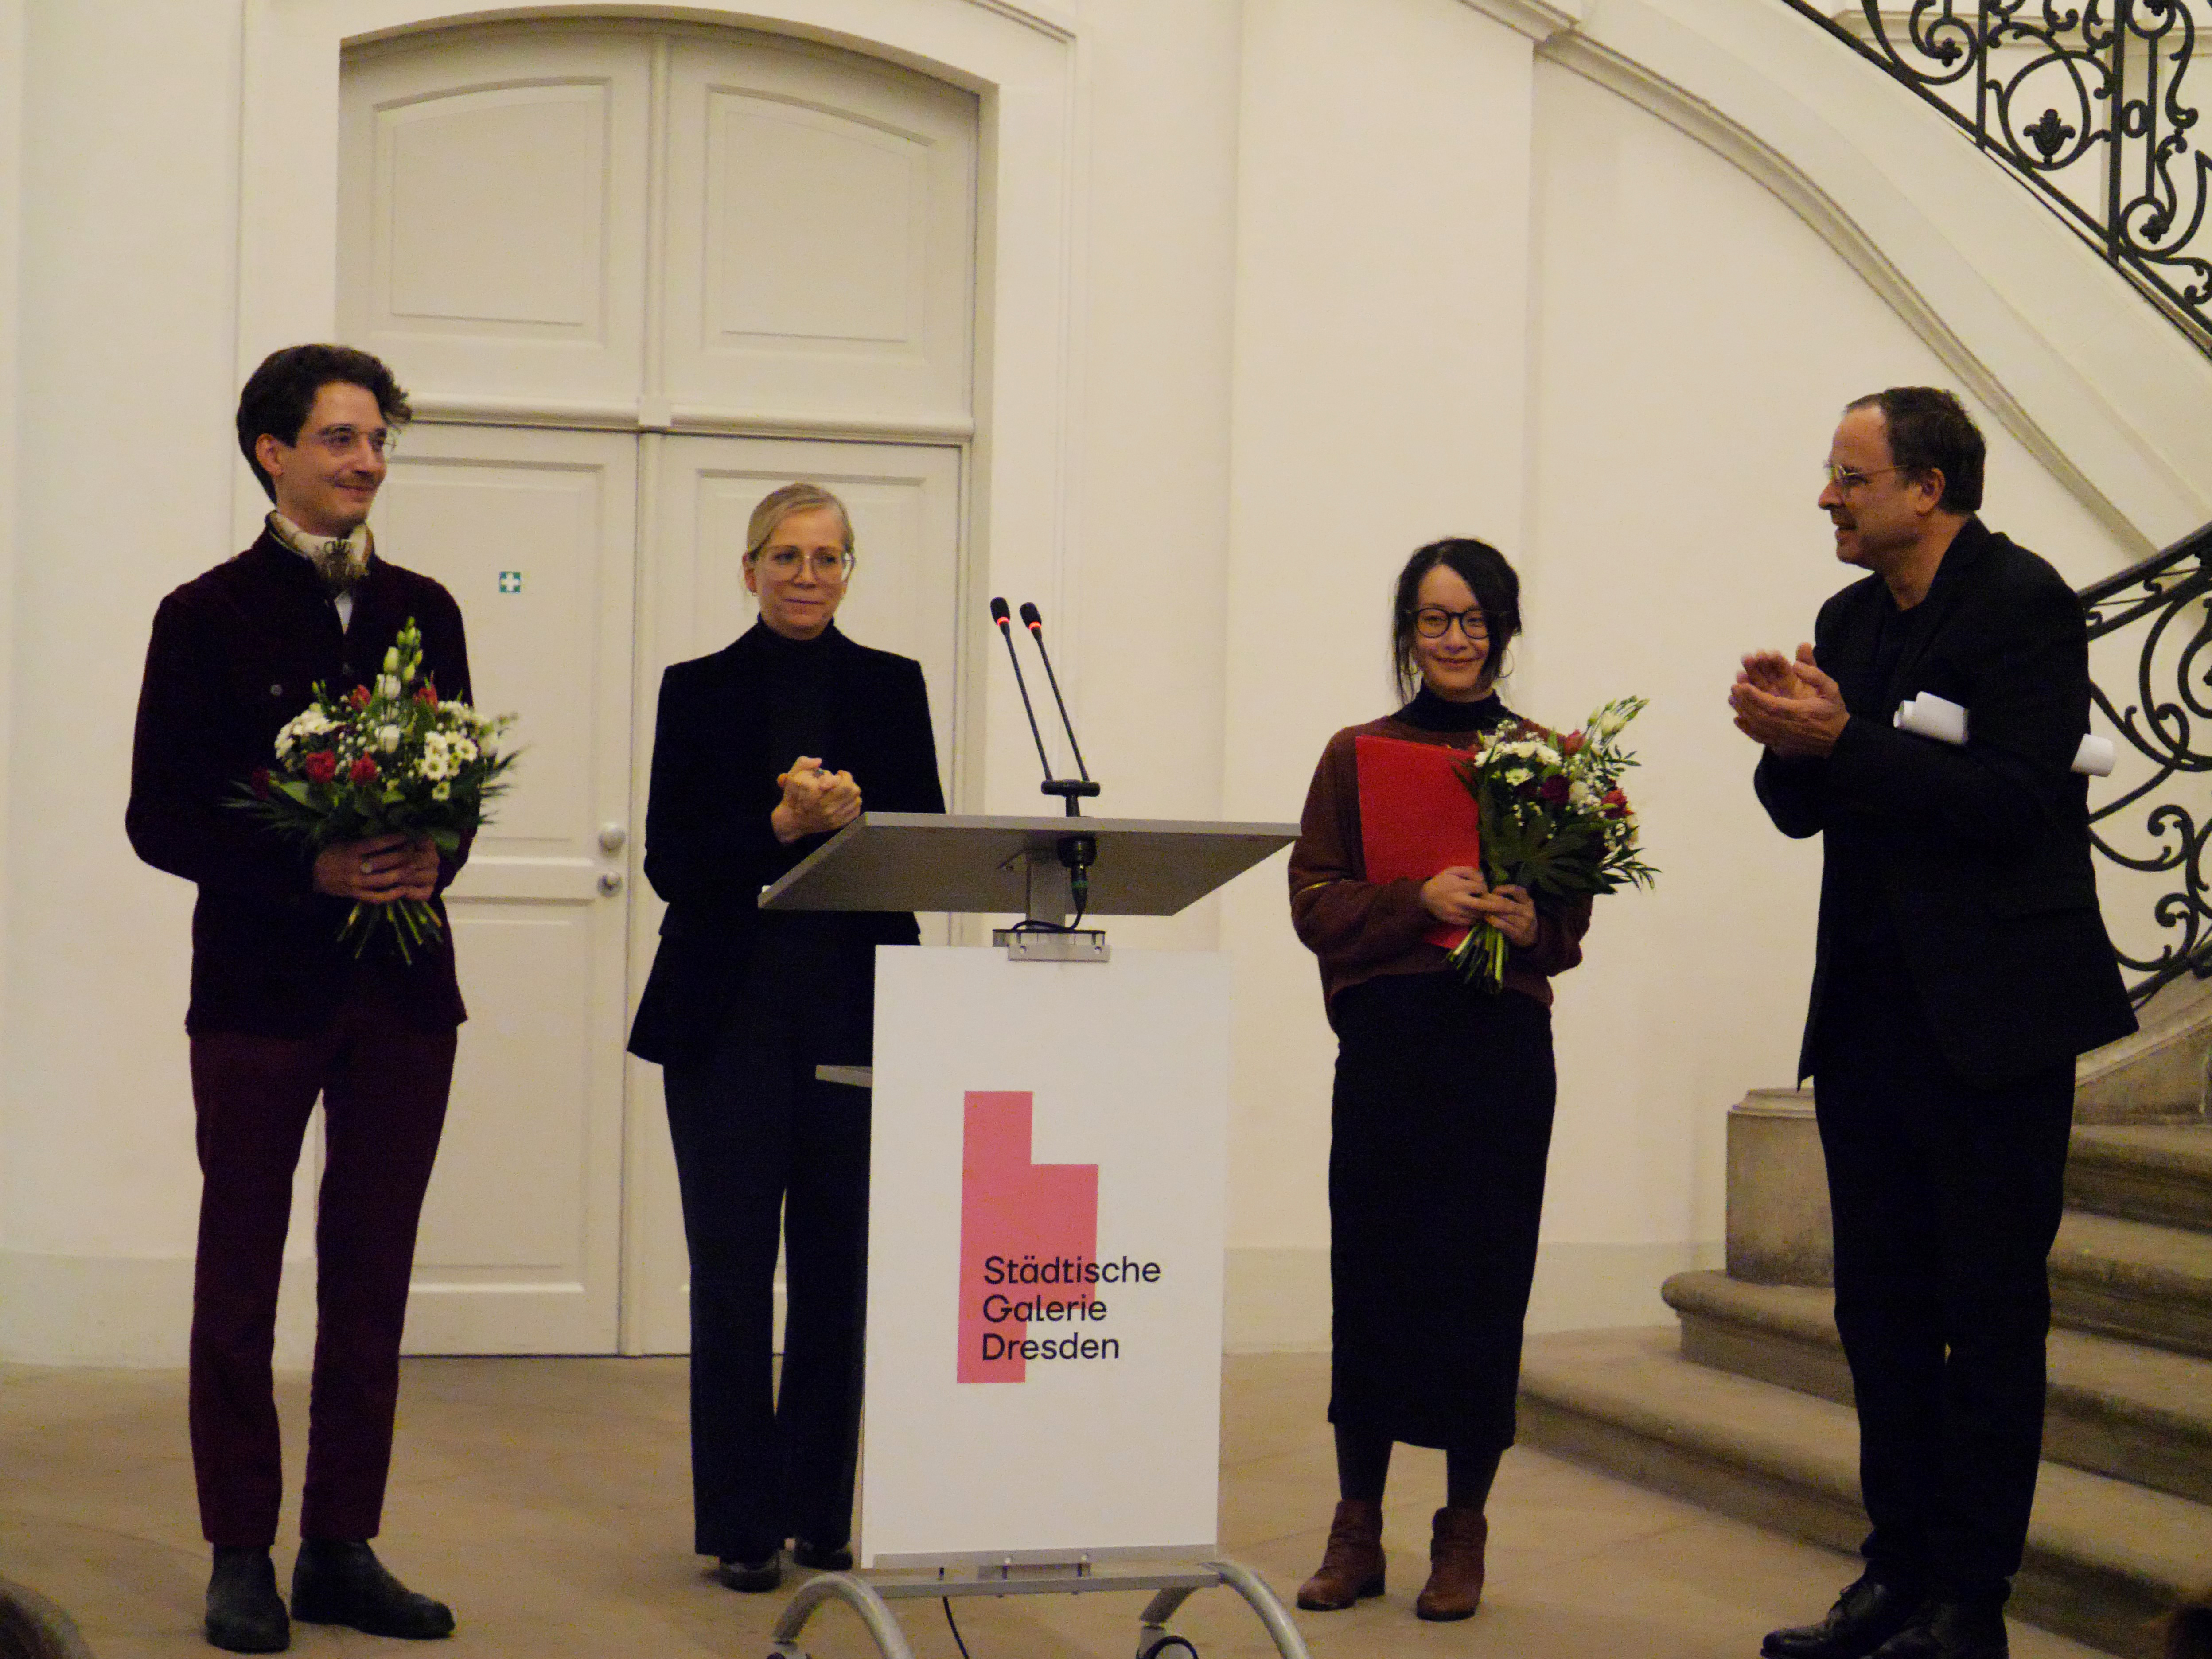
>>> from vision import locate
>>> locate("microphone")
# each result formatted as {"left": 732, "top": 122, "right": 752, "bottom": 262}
{"left": 990, "top": 597, "right": 1058, "bottom": 790}
{"left": 1018, "top": 602, "right": 1101, "bottom": 816}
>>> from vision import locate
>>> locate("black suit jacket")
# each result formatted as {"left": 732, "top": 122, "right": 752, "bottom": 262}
{"left": 1756, "top": 517, "right": 2136, "bottom": 1085}
{"left": 126, "top": 530, "right": 473, "bottom": 1036}
{"left": 627, "top": 622, "right": 945, "bottom": 1067}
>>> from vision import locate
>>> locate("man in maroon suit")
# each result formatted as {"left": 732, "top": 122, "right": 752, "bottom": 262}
{"left": 128, "top": 345, "right": 473, "bottom": 1652}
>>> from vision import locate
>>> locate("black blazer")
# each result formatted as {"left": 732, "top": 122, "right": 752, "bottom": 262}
{"left": 627, "top": 622, "right": 945, "bottom": 1067}
{"left": 1756, "top": 517, "right": 2136, "bottom": 1085}
{"left": 126, "top": 531, "right": 473, "bottom": 1036}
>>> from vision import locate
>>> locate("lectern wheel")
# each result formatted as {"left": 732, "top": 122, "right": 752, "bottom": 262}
{"left": 1136, "top": 1635, "right": 1199, "bottom": 1659}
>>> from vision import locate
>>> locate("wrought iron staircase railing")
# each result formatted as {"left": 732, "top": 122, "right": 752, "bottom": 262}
{"left": 1777, "top": 1, "right": 2212, "bottom": 356}
{"left": 2080, "top": 519, "right": 2212, "bottom": 1002}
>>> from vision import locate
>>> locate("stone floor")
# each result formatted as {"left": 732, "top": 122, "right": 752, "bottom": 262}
{"left": 0, "top": 1347, "right": 2107, "bottom": 1659}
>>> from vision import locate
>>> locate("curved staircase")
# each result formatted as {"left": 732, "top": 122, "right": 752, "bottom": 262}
{"left": 1519, "top": 985, "right": 2212, "bottom": 1658}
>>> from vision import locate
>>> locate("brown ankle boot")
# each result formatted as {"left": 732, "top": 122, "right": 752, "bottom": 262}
{"left": 1295, "top": 1498, "right": 1385, "bottom": 1611}
{"left": 1413, "top": 1506, "right": 1486, "bottom": 1621}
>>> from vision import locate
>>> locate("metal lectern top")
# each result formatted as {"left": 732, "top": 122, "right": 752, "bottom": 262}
{"left": 757, "top": 813, "right": 1297, "bottom": 917}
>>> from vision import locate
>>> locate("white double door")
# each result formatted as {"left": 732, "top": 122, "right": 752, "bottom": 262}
{"left": 373, "top": 424, "right": 960, "bottom": 1354}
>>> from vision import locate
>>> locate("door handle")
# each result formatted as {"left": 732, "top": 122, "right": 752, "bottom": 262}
{"left": 598, "top": 872, "right": 624, "bottom": 896}
{"left": 598, "top": 823, "right": 628, "bottom": 853}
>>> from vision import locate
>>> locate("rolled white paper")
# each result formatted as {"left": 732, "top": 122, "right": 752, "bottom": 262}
{"left": 1893, "top": 693, "right": 2112, "bottom": 776}
{"left": 1893, "top": 692, "right": 1969, "bottom": 746}
{"left": 2073, "top": 734, "right": 2116, "bottom": 777}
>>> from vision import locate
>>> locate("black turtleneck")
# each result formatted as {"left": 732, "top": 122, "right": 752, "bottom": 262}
{"left": 759, "top": 620, "right": 840, "bottom": 773}
{"left": 1396, "top": 686, "right": 1510, "bottom": 734}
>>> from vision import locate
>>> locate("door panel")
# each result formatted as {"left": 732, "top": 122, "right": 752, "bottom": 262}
{"left": 341, "top": 32, "right": 651, "bottom": 408}
{"left": 646, "top": 435, "right": 962, "bottom": 779}
{"left": 372, "top": 424, "right": 638, "bottom": 1353}
{"left": 621, "top": 434, "right": 963, "bottom": 1354}
{"left": 661, "top": 39, "right": 976, "bottom": 427}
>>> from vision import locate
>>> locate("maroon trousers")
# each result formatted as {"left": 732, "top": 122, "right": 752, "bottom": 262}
{"left": 187, "top": 983, "right": 456, "bottom": 1547}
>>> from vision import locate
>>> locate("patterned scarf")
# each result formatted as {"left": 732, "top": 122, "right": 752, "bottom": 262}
{"left": 267, "top": 511, "right": 372, "bottom": 597}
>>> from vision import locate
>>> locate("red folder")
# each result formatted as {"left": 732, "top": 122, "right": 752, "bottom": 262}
{"left": 1355, "top": 734, "right": 1481, "bottom": 951}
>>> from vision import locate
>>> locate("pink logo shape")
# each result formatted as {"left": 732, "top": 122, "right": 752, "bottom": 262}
{"left": 957, "top": 1090, "right": 1099, "bottom": 1383}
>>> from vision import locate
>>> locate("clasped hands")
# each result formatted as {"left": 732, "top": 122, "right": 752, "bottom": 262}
{"left": 1421, "top": 867, "right": 1538, "bottom": 948}
{"left": 772, "top": 756, "right": 862, "bottom": 844}
{"left": 1730, "top": 643, "right": 1850, "bottom": 758}
{"left": 312, "top": 833, "right": 440, "bottom": 903}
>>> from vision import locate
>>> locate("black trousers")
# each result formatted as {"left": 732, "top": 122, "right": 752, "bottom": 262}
{"left": 662, "top": 996, "right": 871, "bottom": 1561}
{"left": 1327, "top": 972, "right": 1557, "bottom": 1452}
{"left": 1812, "top": 947, "right": 2075, "bottom": 1605}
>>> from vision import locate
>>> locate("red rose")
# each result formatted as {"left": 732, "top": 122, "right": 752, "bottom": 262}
{"left": 1602, "top": 787, "right": 1630, "bottom": 819}
{"left": 304, "top": 751, "right": 337, "bottom": 784}
{"left": 1538, "top": 775, "right": 1570, "bottom": 805}
{"left": 1560, "top": 730, "right": 1585, "bottom": 756}
{"left": 250, "top": 766, "right": 272, "bottom": 800}
{"left": 349, "top": 753, "right": 379, "bottom": 784}
{"left": 414, "top": 683, "right": 438, "bottom": 706}
{"left": 348, "top": 685, "right": 372, "bottom": 709}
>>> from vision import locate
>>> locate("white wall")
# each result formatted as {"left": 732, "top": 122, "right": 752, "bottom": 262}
{"left": 1055, "top": 0, "right": 1241, "bottom": 891}
{"left": 0, "top": 0, "right": 21, "bottom": 1213}
{"left": 1, "top": 3, "right": 314, "bottom": 1364}
{"left": 1517, "top": 57, "right": 2139, "bottom": 1305}
{"left": 0, "top": 0, "right": 2199, "bottom": 1363}
{"left": 1220, "top": 0, "right": 1548, "bottom": 1344}
{"left": 1213, "top": 0, "right": 2162, "bottom": 1349}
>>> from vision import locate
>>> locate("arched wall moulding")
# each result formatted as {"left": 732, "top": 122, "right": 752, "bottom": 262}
{"left": 237, "top": 0, "right": 1080, "bottom": 678}
{"left": 1461, "top": 0, "right": 2212, "bottom": 555}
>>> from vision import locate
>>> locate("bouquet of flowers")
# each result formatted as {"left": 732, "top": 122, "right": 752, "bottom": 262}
{"left": 234, "top": 618, "right": 517, "bottom": 962}
{"left": 1448, "top": 696, "right": 1658, "bottom": 990}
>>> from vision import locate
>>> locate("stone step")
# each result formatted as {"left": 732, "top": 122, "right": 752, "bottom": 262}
{"left": 2051, "top": 1208, "right": 2212, "bottom": 1360}
{"left": 1518, "top": 1327, "right": 2212, "bottom": 1659}
{"left": 2068, "top": 1125, "right": 2212, "bottom": 1233}
{"left": 1663, "top": 1270, "right": 2212, "bottom": 1508}
{"left": 2073, "top": 972, "right": 2212, "bottom": 1125}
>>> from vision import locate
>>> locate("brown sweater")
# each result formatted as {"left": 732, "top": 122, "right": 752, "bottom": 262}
{"left": 1289, "top": 694, "right": 1590, "bottom": 1024}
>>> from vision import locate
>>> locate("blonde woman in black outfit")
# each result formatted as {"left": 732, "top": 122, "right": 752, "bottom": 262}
{"left": 628, "top": 483, "right": 944, "bottom": 1591}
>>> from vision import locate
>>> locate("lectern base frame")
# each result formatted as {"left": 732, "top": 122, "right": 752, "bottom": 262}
{"left": 765, "top": 1557, "right": 1312, "bottom": 1659}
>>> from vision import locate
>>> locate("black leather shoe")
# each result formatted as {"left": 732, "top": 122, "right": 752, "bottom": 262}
{"left": 714, "top": 1554, "right": 784, "bottom": 1592}
{"left": 205, "top": 1546, "right": 290, "bottom": 1653}
{"left": 290, "top": 1541, "right": 455, "bottom": 1640}
{"left": 792, "top": 1539, "right": 853, "bottom": 1572}
{"left": 1870, "top": 1601, "right": 2009, "bottom": 1659}
{"left": 1763, "top": 1575, "right": 1927, "bottom": 1659}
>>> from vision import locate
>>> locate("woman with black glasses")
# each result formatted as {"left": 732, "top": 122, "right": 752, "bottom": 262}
{"left": 1286, "top": 537, "right": 1590, "bottom": 1624}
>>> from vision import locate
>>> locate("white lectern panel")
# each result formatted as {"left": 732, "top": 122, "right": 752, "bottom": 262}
{"left": 862, "top": 948, "right": 1231, "bottom": 1566}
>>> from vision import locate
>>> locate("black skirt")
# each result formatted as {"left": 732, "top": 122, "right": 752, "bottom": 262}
{"left": 1327, "top": 970, "right": 1558, "bottom": 1451}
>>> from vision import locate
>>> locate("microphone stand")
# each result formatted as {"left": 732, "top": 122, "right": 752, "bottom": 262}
{"left": 988, "top": 598, "right": 1106, "bottom": 958}
{"left": 1019, "top": 602, "right": 1100, "bottom": 822}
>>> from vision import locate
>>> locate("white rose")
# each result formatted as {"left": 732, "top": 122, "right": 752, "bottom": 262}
{"left": 378, "top": 724, "right": 401, "bottom": 752}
